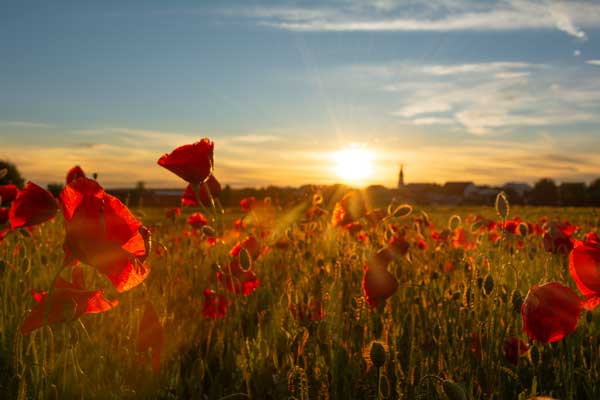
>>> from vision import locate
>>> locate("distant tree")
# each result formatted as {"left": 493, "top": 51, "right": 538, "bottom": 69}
{"left": 130, "top": 181, "right": 147, "bottom": 207}
{"left": 559, "top": 182, "right": 587, "bottom": 206}
{"left": 0, "top": 160, "right": 25, "bottom": 188}
{"left": 589, "top": 178, "right": 600, "bottom": 206}
{"left": 529, "top": 178, "right": 558, "bottom": 206}
{"left": 47, "top": 183, "right": 64, "bottom": 198}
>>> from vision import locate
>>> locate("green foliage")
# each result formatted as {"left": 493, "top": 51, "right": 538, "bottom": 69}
{"left": 0, "top": 160, "right": 25, "bottom": 188}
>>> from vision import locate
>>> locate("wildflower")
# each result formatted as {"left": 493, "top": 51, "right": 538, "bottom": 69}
{"left": 157, "top": 138, "right": 214, "bottom": 184}
{"left": 9, "top": 182, "right": 58, "bottom": 229}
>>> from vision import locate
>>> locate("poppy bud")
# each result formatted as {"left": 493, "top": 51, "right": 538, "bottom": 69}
{"left": 483, "top": 274, "right": 494, "bottom": 296}
{"left": 442, "top": 380, "right": 467, "bottom": 400}
{"left": 511, "top": 290, "right": 523, "bottom": 314}
{"left": 368, "top": 341, "right": 387, "bottom": 368}
{"left": 495, "top": 191, "right": 509, "bottom": 220}
{"left": 530, "top": 344, "right": 540, "bottom": 365}
{"left": 448, "top": 215, "right": 461, "bottom": 231}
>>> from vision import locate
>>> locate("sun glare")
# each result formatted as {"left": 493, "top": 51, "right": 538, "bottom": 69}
{"left": 332, "top": 147, "right": 375, "bottom": 184}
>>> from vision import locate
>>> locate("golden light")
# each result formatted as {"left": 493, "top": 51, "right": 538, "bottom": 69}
{"left": 332, "top": 147, "right": 375, "bottom": 183}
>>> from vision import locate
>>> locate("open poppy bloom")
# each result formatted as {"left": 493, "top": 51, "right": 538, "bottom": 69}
{"left": 157, "top": 138, "right": 214, "bottom": 184}
{"left": 503, "top": 336, "right": 528, "bottom": 365}
{"left": 240, "top": 196, "right": 256, "bottom": 212}
{"left": 362, "top": 264, "right": 398, "bottom": 307}
{"left": 9, "top": 182, "right": 58, "bottom": 229}
{"left": 202, "top": 288, "right": 228, "bottom": 319}
{"left": 217, "top": 260, "right": 259, "bottom": 296}
{"left": 182, "top": 175, "right": 221, "bottom": 207}
{"left": 569, "top": 239, "right": 600, "bottom": 310}
{"left": 331, "top": 191, "right": 367, "bottom": 227}
{"left": 61, "top": 178, "right": 150, "bottom": 292}
{"left": 0, "top": 184, "right": 18, "bottom": 204}
{"left": 20, "top": 266, "right": 118, "bottom": 335}
{"left": 66, "top": 165, "right": 86, "bottom": 184}
{"left": 522, "top": 282, "right": 582, "bottom": 343}
{"left": 230, "top": 236, "right": 266, "bottom": 261}
{"left": 137, "top": 301, "right": 164, "bottom": 374}
{"left": 187, "top": 212, "right": 208, "bottom": 228}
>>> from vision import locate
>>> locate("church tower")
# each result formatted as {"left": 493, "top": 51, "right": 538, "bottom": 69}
{"left": 398, "top": 164, "right": 405, "bottom": 188}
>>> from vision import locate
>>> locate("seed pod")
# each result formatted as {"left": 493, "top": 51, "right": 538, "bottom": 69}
{"left": 511, "top": 290, "right": 523, "bottom": 314}
{"left": 530, "top": 344, "right": 540, "bottom": 365}
{"left": 443, "top": 380, "right": 467, "bottom": 400}
{"left": 449, "top": 215, "right": 461, "bottom": 231}
{"left": 483, "top": 274, "right": 494, "bottom": 296}
{"left": 495, "top": 191, "right": 509, "bottom": 220}
{"left": 518, "top": 222, "right": 528, "bottom": 236}
{"left": 369, "top": 341, "right": 387, "bottom": 368}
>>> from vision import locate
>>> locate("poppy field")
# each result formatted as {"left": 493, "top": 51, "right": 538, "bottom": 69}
{"left": 2, "top": 139, "right": 600, "bottom": 399}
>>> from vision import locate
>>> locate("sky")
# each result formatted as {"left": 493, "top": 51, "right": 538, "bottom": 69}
{"left": 2, "top": 0, "right": 600, "bottom": 189}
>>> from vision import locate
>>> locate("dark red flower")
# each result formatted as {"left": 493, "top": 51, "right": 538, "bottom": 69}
{"left": 230, "top": 236, "right": 266, "bottom": 261}
{"left": 202, "top": 288, "right": 228, "bottom": 319}
{"left": 217, "top": 260, "right": 259, "bottom": 296}
{"left": 569, "top": 239, "right": 600, "bottom": 310}
{"left": 20, "top": 267, "right": 118, "bottom": 335}
{"left": 137, "top": 301, "right": 164, "bottom": 374}
{"left": 0, "top": 184, "right": 18, "bottom": 204}
{"left": 9, "top": 182, "right": 58, "bottom": 229}
{"left": 157, "top": 138, "right": 214, "bottom": 184}
{"left": 370, "top": 247, "right": 394, "bottom": 268}
{"left": 187, "top": 212, "right": 208, "bottom": 228}
{"left": 542, "top": 221, "right": 576, "bottom": 254}
{"left": 585, "top": 232, "right": 600, "bottom": 244}
{"left": 182, "top": 175, "right": 221, "bottom": 207}
{"left": 240, "top": 196, "right": 256, "bottom": 212}
{"left": 452, "top": 228, "right": 475, "bottom": 250}
{"left": 66, "top": 165, "right": 86, "bottom": 184}
{"left": 0, "top": 207, "right": 8, "bottom": 225}
{"left": 362, "top": 264, "right": 398, "bottom": 307}
{"left": 522, "top": 282, "right": 582, "bottom": 343}
{"left": 61, "top": 178, "right": 150, "bottom": 292}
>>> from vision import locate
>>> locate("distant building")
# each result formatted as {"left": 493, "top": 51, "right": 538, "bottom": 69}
{"left": 398, "top": 164, "right": 405, "bottom": 188}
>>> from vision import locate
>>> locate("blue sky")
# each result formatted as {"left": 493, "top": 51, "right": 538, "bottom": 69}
{"left": 2, "top": 0, "right": 600, "bottom": 188}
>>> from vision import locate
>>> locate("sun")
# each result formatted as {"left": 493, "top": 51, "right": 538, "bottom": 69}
{"left": 332, "top": 147, "right": 375, "bottom": 184}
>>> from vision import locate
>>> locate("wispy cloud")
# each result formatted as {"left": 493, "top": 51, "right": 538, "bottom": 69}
{"left": 0, "top": 120, "right": 51, "bottom": 129}
{"left": 586, "top": 60, "right": 600, "bottom": 66}
{"left": 238, "top": 0, "right": 597, "bottom": 40}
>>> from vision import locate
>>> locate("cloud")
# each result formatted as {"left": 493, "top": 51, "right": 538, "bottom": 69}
{"left": 0, "top": 121, "right": 51, "bottom": 129}
{"left": 241, "top": 0, "right": 598, "bottom": 40}
{"left": 586, "top": 60, "right": 600, "bottom": 66}
{"left": 392, "top": 100, "right": 452, "bottom": 118}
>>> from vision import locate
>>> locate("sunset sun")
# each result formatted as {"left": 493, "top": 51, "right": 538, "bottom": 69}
{"left": 332, "top": 147, "right": 375, "bottom": 183}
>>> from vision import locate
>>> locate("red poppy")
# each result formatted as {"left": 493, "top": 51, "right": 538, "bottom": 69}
{"left": 217, "top": 260, "right": 259, "bottom": 296}
{"left": 157, "top": 138, "right": 214, "bottom": 184}
{"left": 417, "top": 238, "right": 428, "bottom": 250}
{"left": 66, "top": 165, "right": 86, "bottom": 184}
{"left": 9, "top": 182, "right": 58, "bottom": 229}
{"left": 503, "top": 337, "right": 528, "bottom": 365}
{"left": 20, "top": 267, "right": 118, "bottom": 335}
{"left": 542, "top": 221, "right": 576, "bottom": 254}
{"left": 0, "top": 207, "right": 8, "bottom": 225}
{"left": 187, "top": 212, "right": 208, "bottom": 228}
{"left": 585, "top": 232, "right": 600, "bottom": 243}
{"left": 0, "top": 184, "right": 18, "bottom": 204}
{"left": 230, "top": 236, "right": 266, "bottom": 261}
{"left": 331, "top": 191, "right": 367, "bottom": 227}
{"left": 233, "top": 218, "right": 246, "bottom": 232}
{"left": 452, "top": 228, "right": 475, "bottom": 250}
{"left": 522, "top": 282, "right": 582, "bottom": 343}
{"left": 61, "top": 178, "right": 150, "bottom": 292}
{"left": 137, "top": 301, "right": 164, "bottom": 374}
{"left": 182, "top": 175, "right": 221, "bottom": 207}
{"left": 240, "top": 196, "right": 256, "bottom": 212}
{"left": 569, "top": 239, "right": 600, "bottom": 310}
{"left": 202, "top": 288, "right": 228, "bottom": 319}
{"left": 362, "top": 264, "right": 398, "bottom": 307}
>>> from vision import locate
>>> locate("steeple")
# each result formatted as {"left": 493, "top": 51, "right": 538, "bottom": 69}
{"left": 398, "top": 164, "right": 405, "bottom": 188}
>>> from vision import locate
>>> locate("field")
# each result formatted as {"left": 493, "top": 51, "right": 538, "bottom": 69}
{"left": 2, "top": 185, "right": 600, "bottom": 400}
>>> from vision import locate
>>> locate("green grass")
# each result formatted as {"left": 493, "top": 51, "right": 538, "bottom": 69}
{"left": 1, "top": 203, "right": 600, "bottom": 399}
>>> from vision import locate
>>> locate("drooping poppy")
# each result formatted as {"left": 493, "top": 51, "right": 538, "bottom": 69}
{"left": 0, "top": 184, "right": 18, "bottom": 204}
{"left": 137, "top": 301, "right": 164, "bottom": 374}
{"left": 9, "top": 182, "right": 58, "bottom": 229}
{"left": 362, "top": 264, "right": 398, "bottom": 307}
{"left": 503, "top": 337, "right": 528, "bottom": 365}
{"left": 187, "top": 212, "right": 208, "bottom": 228}
{"left": 66, "top": 165, "right": 86, "bottom": 184}
{"left": 157, "top": 138, "right": 214, "bottom": 184}
{"left": 202, "top": 288, "right": 228, "bottom": 319}
{"left": 569, "top": 239, "right": 600, "bottom": 310}
{"left": 522, "top": 282, "right": 582, "bottom": 343}
{"left": 182, "top": 175, "right": 221, "bottom": 207}
{"left": 20, "top": 266, "right": 118, "bottom": 335}
{"left": 61, "top": 178, "right": 150, "bottom": 292}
